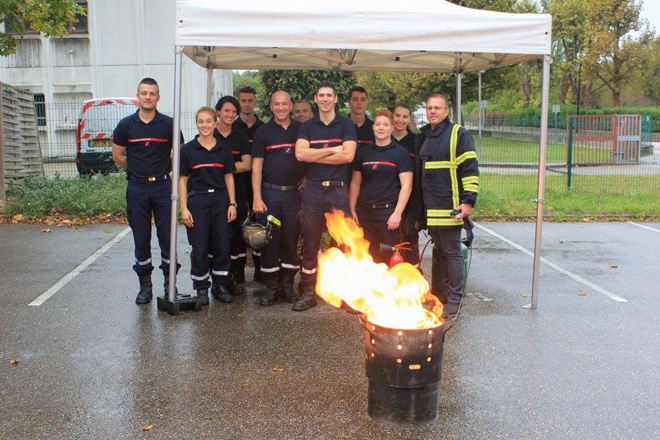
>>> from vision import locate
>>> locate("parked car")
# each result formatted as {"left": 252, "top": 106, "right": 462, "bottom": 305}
{"left": 76, "top": 97, "right": 139, "bottom": 175}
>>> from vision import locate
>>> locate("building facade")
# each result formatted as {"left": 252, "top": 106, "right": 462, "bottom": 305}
{"left": 0, "top": 0, "right": 232, "bottom": 158}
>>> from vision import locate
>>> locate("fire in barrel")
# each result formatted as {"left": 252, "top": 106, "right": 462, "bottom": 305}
{"left": 317, "top": 211, "right": 453, "bottom": 424}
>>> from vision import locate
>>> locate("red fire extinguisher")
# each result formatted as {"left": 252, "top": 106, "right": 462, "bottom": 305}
{"left": 388, "top": 242, "right": 411, "bottom": 268}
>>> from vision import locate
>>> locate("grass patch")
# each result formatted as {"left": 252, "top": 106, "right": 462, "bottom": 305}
{"left": 2, "top": 172, "right": 659, "bottom": 222}
{"left": 5, "top": 173, "right": 127, "bottom": 218}
{"left": 477, "top": 174, "right": 660, "bottom": 220}
{"left": 479, "top": 137, "right": 611, "bottom": 164}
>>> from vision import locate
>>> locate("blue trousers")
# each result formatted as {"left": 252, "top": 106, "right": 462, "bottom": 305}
{"left": 258, "top": 186, "right": 302, "bottom": 275}
{"left": 299, "top": 184, "right": 350, "bottom": 291}
{"left": 429, "top": 226, "right": 463, "bottom": 304}
{"left": 186, "top": 191, "right": 232, "bottom": 290}
{"left": 126, "top": 179, "right": 174, "bottom": 276}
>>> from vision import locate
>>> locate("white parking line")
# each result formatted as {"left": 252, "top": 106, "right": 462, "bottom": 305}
{"left": 627, "top": 222, "right": 660, "bottom": 234}
{"left": 29, "top": 227, "right": 131, "bottom": 306}
{"left": 474, "top": 223, "right": 627, "bottom": 303}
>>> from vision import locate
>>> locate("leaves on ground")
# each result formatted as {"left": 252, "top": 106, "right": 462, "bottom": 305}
{"left": 272, "top": 367, "right": 285, "bottom": 373}
{"left": 142, "top": 424, "right": 154, "bottom": 432}
{"left": 579, "top": 290, "right": 588, "bottom": 296}
{"left": 9, "top": 359, "right": 19, "bottom": 366}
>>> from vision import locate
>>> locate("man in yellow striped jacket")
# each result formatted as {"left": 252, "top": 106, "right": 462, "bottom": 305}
{"left": 416, "top": 94, "right": 479, "bottom": 317}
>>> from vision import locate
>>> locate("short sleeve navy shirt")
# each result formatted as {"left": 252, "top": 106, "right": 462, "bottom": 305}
{"left": 298, "top": 114, "right": 357, "bottom": 182}
{"left": 113, "top": 110, "right": 181, "bottom": 179}
{"left": 252, "top": 118, "right": 306, "bottom": 186}
{"left": 215, "top": 127, "right": 250, "bottom": 197}
{"left": 355, "top": 117, "right": 375, "bottom": 149}
{"left": 354, "top": 141, "right": 413, "bottom": 206}
{"left": 233, "top": 116, "right": 264, "bottom": 145}
{"left": 180, "top": 137, "right": 236, "bottom": 193}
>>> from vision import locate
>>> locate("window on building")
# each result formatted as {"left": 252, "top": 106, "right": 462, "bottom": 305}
{"left": 70, "top": 1, "right": 88, "bottom": 34}
{"left": 34, "top": 94, "right": 46, "bottom": 127}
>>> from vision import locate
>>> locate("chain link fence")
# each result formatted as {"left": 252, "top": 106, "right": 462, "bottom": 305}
{"left": 462, "top": 114, "right": 659, "bottom": 196}
{"left": 37, "top": 103, "right": 198, "bottom": 179}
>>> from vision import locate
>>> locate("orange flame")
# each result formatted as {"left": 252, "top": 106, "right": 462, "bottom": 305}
{"left": 317, "top": 210, "right": 444, "bottom": 329}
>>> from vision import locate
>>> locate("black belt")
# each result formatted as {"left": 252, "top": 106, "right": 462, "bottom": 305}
{"left": 360, "top": 202, "right": 396, "bottom": 209}
{"left": 307, "top": 180, "right": 346, "bottom": 187}
{"left": 130, "top": 175, "right": 169, "bottom": 182}
{"left": 188, "top": 188, "right": 221, "bottom": 197}
{"left": 263, "top": 182, "right": 298, "bottom": 191}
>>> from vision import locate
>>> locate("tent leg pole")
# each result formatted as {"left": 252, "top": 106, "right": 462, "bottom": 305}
{"left": 168, "top": 46, "right": 184, "bottom": 303}
{"left": 526, "top": 55, "right": 552, "bottom": 310}
{"left": 206, "top": 67, "right": 213, "bottom": 107}
{"left": 456, "top": 72, "right": 462, "bottom": 125}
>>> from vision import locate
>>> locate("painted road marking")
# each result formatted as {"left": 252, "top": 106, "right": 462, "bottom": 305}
{"left": 628, "top": 222, "right": 660, "bottom": 234}
{"left": 475, "top": 223, "right": 627, "bottom": 303}
{"left": 29, "top": 227, "right": 131, "bottom": 306}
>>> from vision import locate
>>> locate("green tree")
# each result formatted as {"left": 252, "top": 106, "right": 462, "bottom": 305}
{"left": 0, "top": 0, "right": 85, "bottom": 56}
{"left": 258, "top": 69, "right": 355, "bottom": 117}
{"left": 585, "top": 0, "right": 654, "bottom": 106}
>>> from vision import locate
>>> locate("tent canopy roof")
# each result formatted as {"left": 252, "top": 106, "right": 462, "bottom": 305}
{"left": 175, "top": 0, "right": 552, "bottom": 73}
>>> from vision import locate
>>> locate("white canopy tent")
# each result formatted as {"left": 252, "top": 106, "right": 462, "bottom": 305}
{"left": 168, "top": 0, "right": 553, "bottom": 307}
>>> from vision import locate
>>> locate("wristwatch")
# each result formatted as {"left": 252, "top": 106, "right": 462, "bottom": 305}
{"left": 229, "top": 202, "right": 237, "bottom": 207}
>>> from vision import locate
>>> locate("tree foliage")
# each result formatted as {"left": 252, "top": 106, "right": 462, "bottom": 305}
{"left": 0, "top": 0, "right": 85, "bottom": 56}
{"left": 258, "top": 69, "right": 356, "bottom": 117}
{"left": 550, "top": 0, "right": 655, "bottom": 108}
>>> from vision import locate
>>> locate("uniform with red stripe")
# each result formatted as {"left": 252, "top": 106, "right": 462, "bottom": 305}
{"left": 297, "top": 113, "right": 357, "bottom": 301}
{"left": 213, "top": 125, "right": 251, "bottom": 286}
{"left": 112, "top": 107, "right": 183, "bottom": 280}
{"left": 352, "top": 140, "right": 412, "bottom": 262}
{"left": 251, "top": 117, "right": 306, "bottom": 302}
{"left": 180, "top": 136, "right": 236, "bottom": 290}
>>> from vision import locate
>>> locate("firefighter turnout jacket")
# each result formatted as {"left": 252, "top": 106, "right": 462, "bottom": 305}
{"left": 417, "top": 118, "right": 479, "bottom": 227}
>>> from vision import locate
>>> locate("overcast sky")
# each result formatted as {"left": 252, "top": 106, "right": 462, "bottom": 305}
{"left": 640, "top": 0, "right": 660, "bottom": 32}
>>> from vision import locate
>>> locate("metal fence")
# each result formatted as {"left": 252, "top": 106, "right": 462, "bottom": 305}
{"left": 37, "top": 103, "right": 199, "bottom": 179}
{"left": 23, "top": 105, "right": 660, "bottom": 198}
{"left": 462, "top": 114, "right": 659, "bottom": 195}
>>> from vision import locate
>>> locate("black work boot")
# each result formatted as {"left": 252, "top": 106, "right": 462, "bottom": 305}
{"left": 260, "top": 273, "right": 279, "bottom": 306}
{"left": 281, "top": 271, "right": 298, "bottom": 304}
{"left": 253, "top": 253, "right": 263, "bottom": 282}
{"left": 212, "top": 283, "right": 234, "bottom": 304}
{"left": 292, "top": 289, "right": 317, "bottom": 311}
{"left": 442, "top": 302, "right": 461, "bottom": 318}
{"left": 197, "top": 289, "right": 209, "bottom": 306}
{"left": 135, "top": 274, "right": 153, "bottom": 304}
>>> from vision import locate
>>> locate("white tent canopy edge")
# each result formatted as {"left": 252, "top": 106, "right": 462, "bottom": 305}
{"left": 167, "top": 0, "right": 553, "bottom": 308}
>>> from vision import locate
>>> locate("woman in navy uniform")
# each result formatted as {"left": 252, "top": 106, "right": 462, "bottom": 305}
{"left": 349, "top": 109, "right": 413, "bottom": 263}
{"left": 392, "top": 102, "right": 422, "bottom": 266}
{"left": 179, "top": 107, "right": 237, "bottom": 305}
{"left": 214, "top": 96, "right": 252, "bottom": 293}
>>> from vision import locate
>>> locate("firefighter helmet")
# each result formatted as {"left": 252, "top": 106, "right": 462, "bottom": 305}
{"left": 241, "top": 214, "right": 280, "bottom": 250}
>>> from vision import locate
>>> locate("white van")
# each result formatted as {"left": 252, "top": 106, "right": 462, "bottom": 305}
{"left": 76, "top": 97, "right": 139, "bottom": 175}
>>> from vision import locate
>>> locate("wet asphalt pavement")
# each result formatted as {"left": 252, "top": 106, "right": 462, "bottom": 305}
{"left": 1, "top": 221, "right": 659, "bottom": 439}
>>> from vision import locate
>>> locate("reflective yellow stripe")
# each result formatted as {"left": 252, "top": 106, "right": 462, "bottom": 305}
{"left": 449, "top": 124, "right": 460, "bottom": 208}
{"left": 456, "top": 151, "right": 478, "bottom": 165}
{"left": 425, "top": 161, "right": 455, "bottom": 170}
{"left": 428, "top": 218, "right": 464, "bottom": 227}
{"left": 427, "top": 209, "right": 453, "bottom": 217}
{"left": 463, "top": 185, "right": 479, "bottom": 193}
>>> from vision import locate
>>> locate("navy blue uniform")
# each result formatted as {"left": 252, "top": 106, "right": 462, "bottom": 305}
{"left": 233, "top": 116, "right": 265, "bottom": 278}
{"left": 215, "top": 127, "right": 251, "bottom": 280}
{"left": 252, "top": 119, "right": 306, "bottom": 278}
{"left": 180, "top": 137, "right": 236, "bottom": 289}
{"left": 417, "top": 118, "right": 479, "bottom": 306}
{"left": 298, "top": 114, "right": 357, "bottom": 291}
{"left": 394, "top": 129, "right": 421, "bottom": 265}
{"left": 347, "top": 117, "right": 375, "bottom": 182}
{"left": 113, "top": 110, "right": 182, "bottom": 276}
{"left": 353, "top": 141, "right": 413, "bottom": 263}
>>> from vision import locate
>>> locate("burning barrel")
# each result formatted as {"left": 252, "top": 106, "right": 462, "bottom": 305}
{"left": 361, "top": 316, "right": 453, "bottom": 424}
